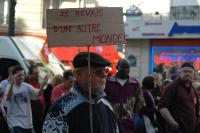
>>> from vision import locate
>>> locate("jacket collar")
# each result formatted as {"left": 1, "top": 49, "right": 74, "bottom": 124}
{"left": 73, "top": 82, "right": 106, "bottom": 104}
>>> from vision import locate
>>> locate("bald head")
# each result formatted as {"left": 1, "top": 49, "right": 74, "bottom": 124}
{"left": 116, "top": 59, "right": 130, "bottom": 79}
{"left": 117, "top": 59, "right": 129, "bottom": 67}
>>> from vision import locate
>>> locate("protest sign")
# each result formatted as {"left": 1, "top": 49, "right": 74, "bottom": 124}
{"left": 47, "top": 7, "right": 125, "bottom": 47}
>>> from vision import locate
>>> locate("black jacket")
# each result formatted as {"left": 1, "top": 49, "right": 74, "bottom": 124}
{"left": 43, "top": 84, "right": 119, "bottom": 133}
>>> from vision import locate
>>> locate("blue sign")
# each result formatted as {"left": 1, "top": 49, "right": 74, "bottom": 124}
{"left": 168, "top": 22, "right": 200, "bottom": 36}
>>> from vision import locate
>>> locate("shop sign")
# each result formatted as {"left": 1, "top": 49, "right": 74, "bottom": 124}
{"left": 168, "top": 22, "right": 200, "bottom": 36}
{"left": 125, "top": 18, "right": 200, "bottom": 39}
{"left": 127, "top": 55, "right": 137, "bottom": 67}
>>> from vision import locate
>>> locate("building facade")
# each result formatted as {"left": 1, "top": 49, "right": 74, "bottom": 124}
{"left": 1, "top": 0, "right": 200, "bottom": 81}
{"left": 125, "top": 0, "right": 200, "bottom": 81}
{"left": 0, "top": 0, "right": 123, "bottom": 72}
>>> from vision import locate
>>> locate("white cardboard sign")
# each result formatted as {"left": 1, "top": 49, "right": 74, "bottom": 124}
{"left": 47, "top": 7, "right": 125, "bottom": 47}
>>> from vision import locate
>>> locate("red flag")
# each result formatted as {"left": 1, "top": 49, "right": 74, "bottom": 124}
{"left": 39, "top": 44, "right": 49, "bottom": 66}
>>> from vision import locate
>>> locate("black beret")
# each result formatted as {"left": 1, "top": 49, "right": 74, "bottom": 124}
{"left": 73, "top": 52, "right": 111, "bottom": 68}
{"left": 180, "top": 62, "right": 195, "bottom": 70}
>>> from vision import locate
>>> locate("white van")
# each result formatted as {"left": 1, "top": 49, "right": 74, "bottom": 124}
{"left": 0, "top": 36, "right": 68, "bottom": 81}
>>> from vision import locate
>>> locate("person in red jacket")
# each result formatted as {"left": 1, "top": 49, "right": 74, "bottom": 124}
{"left": 25, "top": 65, "right": 45, "bottom": 133}
{"left": 51, "top": 70, "right": 74, "bottom": 103}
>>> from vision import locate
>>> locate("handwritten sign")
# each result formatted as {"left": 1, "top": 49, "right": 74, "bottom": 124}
{"left": 47, "top": 7, "right": 125, "bottom": 47}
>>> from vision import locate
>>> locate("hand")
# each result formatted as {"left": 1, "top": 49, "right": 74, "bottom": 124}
{"left": 11, "top": 74, "right": 17, "bottom": 81}
{"left": 42, "top": 75, "right": 49, "bottom": 86}
{"left": 170, "top": 121, "right": 179, "bottom": 129}
{"left": 156, "top": 96, "right": 160, "bottom": 100}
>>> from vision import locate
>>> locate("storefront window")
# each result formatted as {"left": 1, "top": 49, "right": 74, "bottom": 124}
{"left": 151, "top": 46, "right": 200, "bottom": 76}
{"left": 170, "top": 6, "right": 200, "bottom": 20}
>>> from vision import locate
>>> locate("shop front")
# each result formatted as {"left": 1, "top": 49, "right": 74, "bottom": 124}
{"left": 151, "top": 39, "right": 200, "bottom": 74}
{"left": 125, "top": 17, "right": 200, "bottom": 80}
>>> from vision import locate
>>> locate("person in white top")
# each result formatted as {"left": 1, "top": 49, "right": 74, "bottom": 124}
{"left": 3, "top": 65, "right": 48, "bottom": 133}
{"left": 1, "top": 66, "right": 15, "bottom": 94}
{"left": 0, "top": 65, "right": 15, "bottom": 133}
{"left": 1, "top": 66, "right": 15, "bottom": 108}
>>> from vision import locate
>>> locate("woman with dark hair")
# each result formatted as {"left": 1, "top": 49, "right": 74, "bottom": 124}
{"left": 135, "top": 76, "right": 161, "bottom": 133}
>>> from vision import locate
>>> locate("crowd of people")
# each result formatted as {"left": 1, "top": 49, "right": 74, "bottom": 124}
{"left": 0, "top": 52, "right": 200, "bottom": 133}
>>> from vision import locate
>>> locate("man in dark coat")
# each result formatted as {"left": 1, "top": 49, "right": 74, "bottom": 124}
{"left": 158, "top": 62, "right": 200, "bottom": 133}
{"left": 43, "top": 52, "right": 119, "bottom": 133}
{"left": 105, "top": 59, "right": 144, "bottom": 133}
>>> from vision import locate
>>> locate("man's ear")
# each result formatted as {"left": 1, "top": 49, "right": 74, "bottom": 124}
{"left": 74, "top": 70, "right": 82, "bottom": 80}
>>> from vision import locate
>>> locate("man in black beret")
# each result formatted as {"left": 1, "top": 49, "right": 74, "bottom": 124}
{"left": 73, "top": 52, "right": 111, "bottom": 68}
{"left": 43, "top": 52, "right": 119, "bottom": 133}
{"left": 158, "top": 62, "right": 200, "bottom": 133}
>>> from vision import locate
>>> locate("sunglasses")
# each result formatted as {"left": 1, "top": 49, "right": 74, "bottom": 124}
{"left": 95, "top": 68, "right": 109, "bottom": 78}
